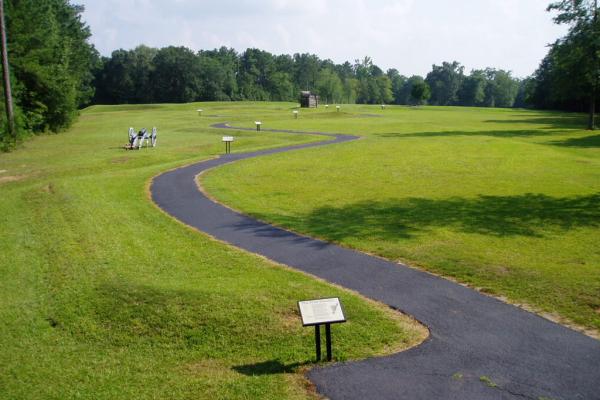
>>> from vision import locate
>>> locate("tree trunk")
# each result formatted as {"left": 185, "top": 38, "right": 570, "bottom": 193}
{"left": 591, "top": 0, "right": 598, "bottom": 130}
{"left": 0, "top": 0, "right": 15, "bottom": 141}
{"left": 589, "top": 89, "right": 596, "bottom": 130}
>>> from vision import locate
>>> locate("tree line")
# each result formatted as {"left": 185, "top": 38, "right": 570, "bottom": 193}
{"left": 0, "top": 0, "right": 97, "bottom": 149}
{"left": 527, "top": 0, "right": 599, "bottom": 129}
{"left": 92, "top": 46, "right": 527, "bottom": 109}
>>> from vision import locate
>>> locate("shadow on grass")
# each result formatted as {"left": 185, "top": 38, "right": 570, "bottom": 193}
{"left": 84, "top": 282, "right": 209, "bottom": 344}
{"left": 261, "top": 193, "right": 600, "bottom": 241}
{"left": 89, "top": 104, "right": 164, "bottom": 113}
{"left": 233, "top": 360, "right": 311, "bottom": 376}
{"left": 77, "top": 281, "right": 264, "bottom": 349}
{"left": 377, "top": 113, "right": 587, "bottom": 139}
{"left": 231, "top": 218, "right": 332, "bottom": 250}
{"left": 550, "top": 134, "right": 600, "bottom": 148}
{"left": 376, "top": 129, "right": 566, "bottom": 139}
{"left": 483, "top": 114, "right": 586, "bottom": 129}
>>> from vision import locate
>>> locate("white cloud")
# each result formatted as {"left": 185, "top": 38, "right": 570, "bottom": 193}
{"left": 76, "top": 0, "right": 568, "bottom": 77}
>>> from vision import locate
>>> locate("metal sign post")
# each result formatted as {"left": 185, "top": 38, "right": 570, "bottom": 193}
{"left": 222, "top": 136, "right": 234, "bottom": 154}
{"left": 298, "top": 297, "right": 346, "bottom": 362}
{"left": 326, "top": 323, "right": 332, "bottom": 360}
{"left": 315, "top": 325, "right": 321, "bottom": 360}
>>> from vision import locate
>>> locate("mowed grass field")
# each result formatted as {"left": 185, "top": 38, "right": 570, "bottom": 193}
{"left": 202, "top": 104, "right": 600, "bottom": 334}
{"left": 0, "top": 102, "right": 426, "bottom": 400}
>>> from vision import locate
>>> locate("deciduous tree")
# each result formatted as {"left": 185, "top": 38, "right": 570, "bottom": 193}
{"left": 547, "top": 0, "right": 599, "bottom": 129}
{"left": 410, "top": 77, "right": 431, "bottom": 105}
{"left": 426, "top": 61, "right": 464, "bottom": 105}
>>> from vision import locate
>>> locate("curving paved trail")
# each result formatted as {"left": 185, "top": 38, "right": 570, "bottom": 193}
{"left": 151, "top": 123, "right": 600, "bottom": 400}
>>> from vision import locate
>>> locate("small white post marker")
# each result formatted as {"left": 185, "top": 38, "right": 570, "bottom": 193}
{"left": 336, "top": 105, "right": 340, "bottom": 112}
{"left": 197, "top": 109, "right": 203, "bottom": 116}
{"left": 255, "top": 121, "right": 262, "bottom": 131}
{"left": 325, "top": 104, "right": 329, "bottom": 109}
{"left": 381, "top": 104, "right": 386, "bottom": 110}
{"left": 293, "top": 110, "right": 299, "bottom": 119}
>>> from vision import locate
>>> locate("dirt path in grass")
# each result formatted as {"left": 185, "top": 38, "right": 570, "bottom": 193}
{"left": 151, "top": 123, "right": 600, "bottom": 400}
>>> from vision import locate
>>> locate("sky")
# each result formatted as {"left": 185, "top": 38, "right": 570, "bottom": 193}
{"left": 76, "top": 0, "right": 569, "bottom": 78}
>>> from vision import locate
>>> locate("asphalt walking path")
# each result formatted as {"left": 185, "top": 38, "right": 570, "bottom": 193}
{"left": 151, "top": 123, "right": 600, "bottom": 400}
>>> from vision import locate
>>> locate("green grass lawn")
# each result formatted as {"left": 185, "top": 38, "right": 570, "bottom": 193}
{"left": 0, "top": 102, "right": 425, "bottom": 400}
{"left": 202, "top": 104, "right": 600, "bottom": 334}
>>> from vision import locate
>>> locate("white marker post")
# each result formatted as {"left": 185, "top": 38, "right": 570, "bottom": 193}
{"left": 298, "top": 297, "right": 346, "bottom": 361}
{"left": 325, "top": 104, "right": 329, "bottom": 109}
{"left": 197, "top": 109, "right": 203, "bottom": 116}
{"left": 336, "top": 105, "right": 340, "bottom": 112}
{"left": 222, "top": 136, "right": 234, "bottom": 154}
{"left": 255, "top": 121, "right": 262, "bottom": 131}
{"left": 293, "top": 110, "right": 299, "bottom": 119}
{"left": 381, "top": 104, "right": 386, "bottom": 110}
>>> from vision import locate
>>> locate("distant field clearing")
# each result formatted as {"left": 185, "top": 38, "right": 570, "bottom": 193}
{"left": 202, "top": 104, "right": 600, "bottom": 334}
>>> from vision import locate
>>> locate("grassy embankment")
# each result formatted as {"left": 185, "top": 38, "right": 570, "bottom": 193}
{"left": 203, "top": 104, "right": 600, "bottom": 334}
{"left": 0, "top": 102, "right": 426, "bottom": 400}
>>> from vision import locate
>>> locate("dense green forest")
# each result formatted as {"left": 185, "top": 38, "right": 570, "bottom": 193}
{"left": 0, "top": 0, "right": 98, "bottom": 149}
{"left": 0, "top": 0, "right": 598, "bottom": 150}
{"left": 92, "top": 48, "right": 526, "bottom": 109}
{"left": 529, "top": 0, "right": 599, "bottom": 128}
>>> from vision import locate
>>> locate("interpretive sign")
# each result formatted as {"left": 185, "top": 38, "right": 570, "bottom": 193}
{"left": 298, "top": 297, "right": 346, "bottom": 361}
{"left": 222, "top": 136, "right": 234, "bottom": 154}
{"left": 298, "top": 298, "right": 345, "bottom": 326}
